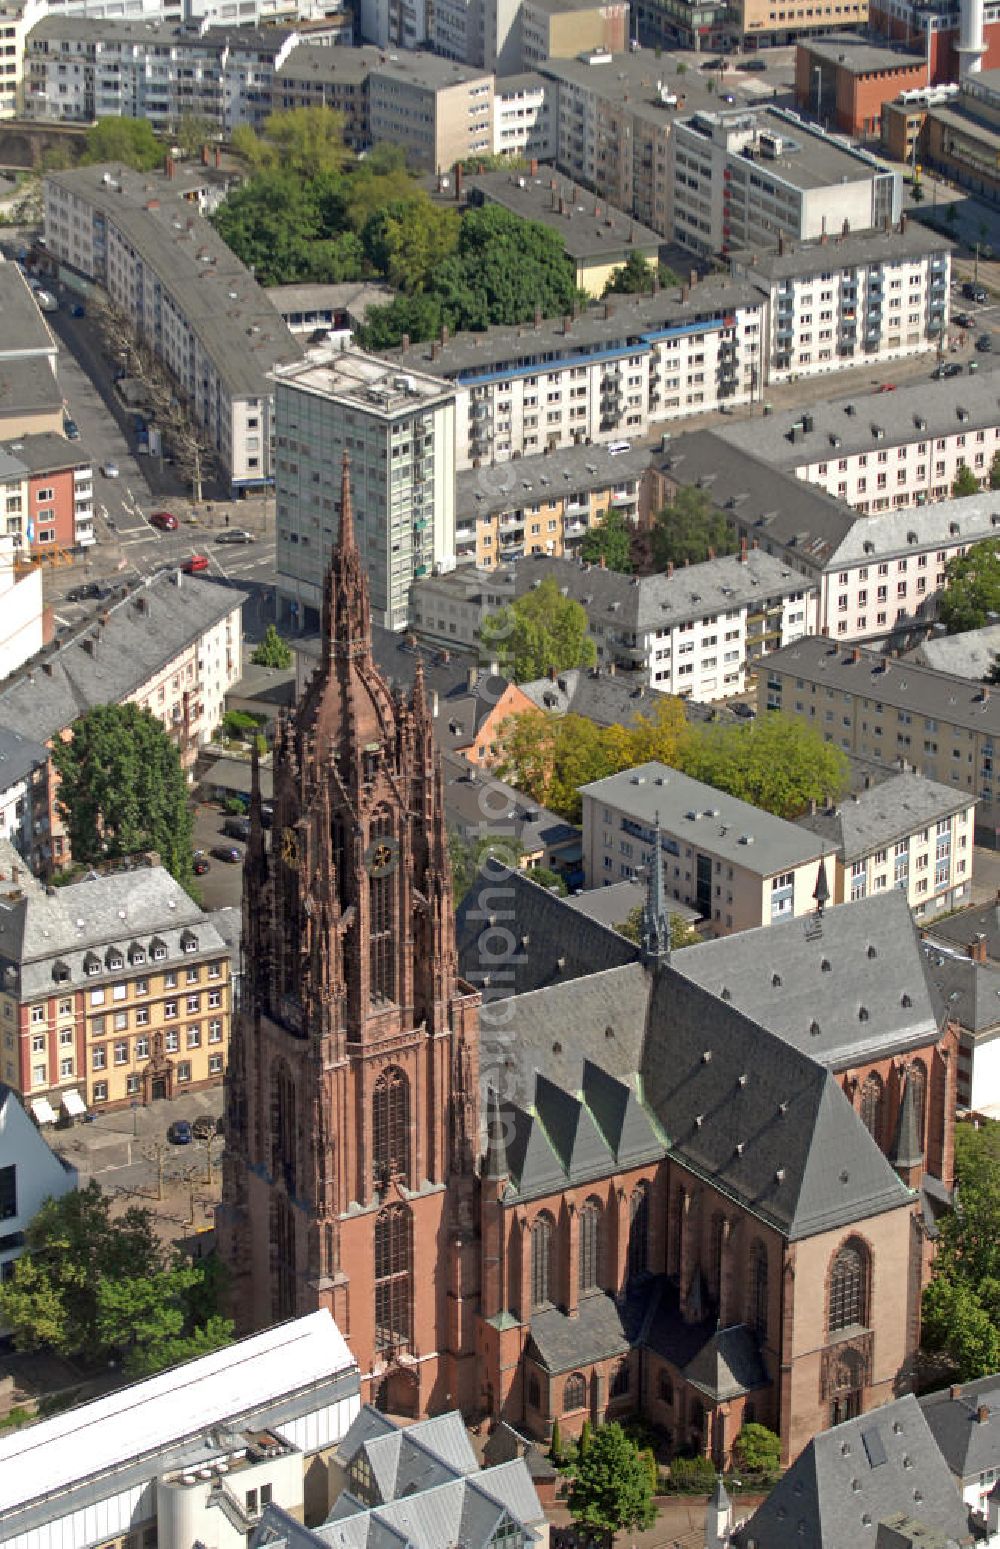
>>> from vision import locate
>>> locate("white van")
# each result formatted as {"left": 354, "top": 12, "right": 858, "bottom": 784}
{"left": 607, "top": 440, "right": 631, "bottom": 455}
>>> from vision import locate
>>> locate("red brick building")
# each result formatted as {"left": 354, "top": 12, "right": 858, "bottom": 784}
{"left": 7, "top": 433, "right": 94, "bottom": 555}
{"left": 795, "top": 36, "right": 930, "bottom": 137}
{"left": 869, "top": 0, "right": 1000, "bottom": 81}
{"left": 221, "top": 454, "right": 956, "bottom": 1465}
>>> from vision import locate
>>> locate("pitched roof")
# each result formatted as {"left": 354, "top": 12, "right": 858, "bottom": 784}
{"left": 918, "top": 1377, "right": 1000, "bottom": 1483}
{"left": 642, "top": 973, "right": 913, "bottom": 1239}
{"left": 920, "top": 941, "right": 1000, "bottom": 1034}
{"left": 734, "top": 1395, "right": 974, "bottom": 1549}
{"left": 528, "top": 1289, "right": 646, "bottom": 1374}
{"left": 907, "top": 624, "right": 1000, "bottom": 680}
{"left": 518, "top": 665, "right": 663, "bottom": 728}
{"left": 925, "top": 901, "right": 1000, "bottom": 961}
{"left": 0, "top": 723, "right": 49, "bottom": 795}
{"left": 563, "top": 878, "right": 698, "bottom": 930}
{"left": 796, "top": 774, "right": 972, "bottom": 864}
{"left": 671, "top": 893, "right": 942, "bottom": 1071}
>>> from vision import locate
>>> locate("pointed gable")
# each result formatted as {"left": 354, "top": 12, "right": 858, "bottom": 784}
{"left": 582, "top": 1059, "right": 662, "bottom": 1166}
{"left": 534, "top": 1073, "right": 614, "bottom": 1182}
{"left": 504, "top": 1105, "right": 566, "bottom": 1197}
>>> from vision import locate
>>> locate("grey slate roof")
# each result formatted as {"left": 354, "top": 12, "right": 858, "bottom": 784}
{"left": 642, "top": 972, "right": 913, "bottom": 1240}
{"left": 683, "top": 1323, "right": 768, "bottom": 1402}
{"left": 796, "top": 775, "right": 973, "bottom": 864}
{"left": 0, "top": 264, "right": 57, "bottom": 361}
{"left": 919, "top": 1376, "right": 1000, "bottom": 1484}
{"left": 0, "top": 724, "right": 48, "bottom": 795}
{"left": 455, "top": 440, "right": 649, "bottom": 521}
{"left": 672, "top": 894, "right": 942, "bottom": 1071}
{"left": 457, "top": 869, "right": 639, "bottom": 1000}
{"left": 565, "top": 879, "right": 699, "bottom": 929}
{"left": 907, "top": 625, "right": 1000, "bottom": 681}
{"left": 442, "top": 755, "right": 579, "bottom": 861}
{"left": 459, "top": 170, "right": 661, "bottom": 262}
{"left": 920, "top": 941, "right": 1000, "bottom": 1035}
{"left": 518, "top": 666, "right": 663, "bottom": 729}
{"left": 730, "top": 216, "right": 950, "bottom": 281}
{"left": 581, "top": 761, "right": 835, "bottom": 875}
{"left": 0, "top": 572, "right": 246, "bottom": 745}
{"left": 734, "top": 1394, "right": 974, "bottom": 1549}
{"left": 1, "top": 432, "right": 88, "bottom": 476}
{"left": 529, "top": 1289, "right": 643, "bottom": 1374}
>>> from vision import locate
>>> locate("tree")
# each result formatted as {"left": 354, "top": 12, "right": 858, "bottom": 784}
{"left": 615, "top": 905, "right": 700, "bottom": 950}
{"left": 681, "top": 713, "right": 849, "bottom": 819}
{"left": 481, "top": 578, "right": 596, "bottom": 683}
{"left": 361, "top": 194, "right": 460, "bottom": 293}
{"left": 448, "top": 829, "right": 526, "bottom": 904}
{"left": 603, "top": 251, "right": 658, "bottom": 296}
{"left": 922, "top": 1121, "right": 1000, "bottom": 1380}
{"left": 235, "top": 106, "right": 348, "bottom": 179}
{"left": 580, "top": 508, "right": 634, "bottom": 573}
{"left": 251, "top": 624, "right": 293, "bottom": 669}
{"left": 0, "top": 1184, "right": 232, "bottom": 1378}
{"left": 990, "top": 450, "right": 1000, "bottom": 491}
{"left": 82, "top": 118, "right": 164, "bottom": 172}
{"left": 174, "top": 114, "right": 217, "bottom": 161}
{"left": 732, "top": 1422, "right": 782, "bottom": 1479}
{"left": 939, "top": 540, "right": 1000, "bottom": 633}
{"left": 952, "top": 463, "right": 981, "bottom": 498}
{"left": 651, "top": 485, "right": 739, "bottom": 570}
{"left": 529, "top": 865, "right": 567, "bottom": 894}
{"left": 51, "top": 704, "right": 194, "bottom": 883}
{"left": 568, "top": 1422, "right": 657, "bottom": 1546}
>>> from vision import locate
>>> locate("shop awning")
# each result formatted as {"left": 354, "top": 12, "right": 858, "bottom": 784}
{"left": 61, "top": 1090, "right": 86, "bottom": 1118}
{"left": 31, "top": 1098, "right": 56, "bottom": 1125}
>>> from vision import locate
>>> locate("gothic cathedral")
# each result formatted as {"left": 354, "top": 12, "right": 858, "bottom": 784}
{"left": 219, "top": 454, "right": 481, "bottom": 1417}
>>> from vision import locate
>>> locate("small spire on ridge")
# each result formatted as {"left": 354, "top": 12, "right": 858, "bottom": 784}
{"left": 337, "top": 449, "right": 355, "bottom": 554}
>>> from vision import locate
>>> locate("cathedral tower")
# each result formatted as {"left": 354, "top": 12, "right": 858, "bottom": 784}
{"left": 220, "top": 455, "right": 481, "bottom": 1417}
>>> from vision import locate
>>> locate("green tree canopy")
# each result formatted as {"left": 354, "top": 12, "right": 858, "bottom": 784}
{"left": 448, "top": 830, "right": 525, "bottom": 905}
{"left": 232, "top": 106, "right": 348, "bottom": 179}
{"left": 51, "top": 703, "right": 194, "bottom": 883}
{"left": 952, "top": 463, "right": 981, "bottom": 498}
{"left": 603, "top": 251, "right": 657, "bottom": 296}
{"left": 480, "top": 578, "right": 596, "bottom": 683}
{"left": 651, "top": 485, "right": 739, "bottom": 570}
{"left": 0, "top": 1183, "right": 232, "bottom": 1377}
{"left": 251, "top": 623, "right": 293, "bottom": 669}
{"left": 174, "top": 114, "right": 216, "bottom": 161}
{"left": 211, "top": 170, "right": 363, "bottom": 287}
{"left": 681, "top": 712, "right": 850, "bottom": 820}
{"left": 615, "top": 904, "right": 700, "bottom": 950}
{"left": 82, "top": 118, "right": 164, "bottom": 171}
{"left": 579, "top": 508, "right": 633, "bottom": 573}
{"left": 361, "top": 194, "right": 460, "bottom": 293}
{"left": 568, "top": 1422, "right": 657, "bottom": 1544}
{"left": 922, "top": 1122, "right": 1000, "bottom": 1379}
{"left": 940, "top": 540, "right": 1000, "bottom": 633}
{"left": 990, "top": 450, "right": 1000, "bottom": 491}
{"left": 732, "top": 1422, "right": 782, "bottom": 1479}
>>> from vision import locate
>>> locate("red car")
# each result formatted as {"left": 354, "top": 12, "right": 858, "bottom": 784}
{"left": 193, "top": 856, "right": 210, "bottom": 875}
{"left": 182, "top": 554, "right": 209, "bottom": 574}
{"left": 151, "top": 511, "right": 179, "bottom": 531}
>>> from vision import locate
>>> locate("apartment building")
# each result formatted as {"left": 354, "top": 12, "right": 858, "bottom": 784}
{"left": 795, "top": 34, "right": 930, "bottom": 138}
{"left": 0, "top": 728, "right": 47, "bottom": 859}
{"left": 459, "top": 166, "right": 660, "bottom": 297}
{"left": 729, "top": 222, "right": 950, "bottom": 384}
{"left": 0, "top": 858, "right": 232, "bottom": 1112}
{"left": 718, "top": 366, "right": 995, "bottom": 513}
{"left": 367, "top": 54, "right": 493, "bottom": 170}
{"left": 493, "top": 70, "right": 554, "bottom": 157}
{"left": 2, "top": 432, "right": 93, "bottom": 553}
{"left": 272, "top": 347, "right": 456, "bottom": 633}
{"left": 387, "top": 276, "right": 766, "bottom": 469}
{"left": 669, "top": 106, "right": 901, "bottom": 258}
{"left": 0, "top": 536, "right": 42, "bottom": 683}
{"left": 920, "top": 941, "right": 1000, "bottom": 1113}
{"left": 654, "top": 432, "right": 1000, "bottom": 646}
{"left": 0, "top": 260, "right": 58, "bottom": 376}
{"left": 272, "top": 41, "right": 382, "bottom": 143}
{"left": 0, "top": 570, "right": 244, "bottom": 870}
{"left": 519, "top": 0, "right": 628, "bottom": 66}
{"left": 796, "top": 771, "right": 975, "bottom": 918}
{"left": 729, "top": 0, "right": 868, "bottom": 46}
{"left": 44, "top": 165, "right": 301, "bottom": 493}
{"left": 907, "top": 622, "right": 1000, "bottom": 678}
{"left": 760, "top": 635, "right": 1000, "bottom": 843}
{"left": 580, "top": 760, "right": 836, "bottom": 933}
{"left": 0, "top": 0, "right": 44, "bottom": 115}
{"left": 451, "top": 440, "right": 647, "bottom": 566}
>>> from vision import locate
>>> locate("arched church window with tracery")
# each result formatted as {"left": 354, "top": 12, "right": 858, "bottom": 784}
{"left": 373, "top": 1065, "right": 410, "bottom": 1186}
{"left": 374, "top": 1203, "right": 411, "bottom": 1353}
{"left": 369, "top": 807, "right": 396, "bottom": 1005}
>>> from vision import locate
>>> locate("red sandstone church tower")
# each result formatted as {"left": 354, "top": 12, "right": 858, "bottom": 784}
{"left": 219, "top": 454, "right": 482, "bottom": 1417}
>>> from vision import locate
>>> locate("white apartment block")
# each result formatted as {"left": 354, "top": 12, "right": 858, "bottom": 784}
{"left": 669, "top": 106, "right": 901, "bottom": 258}
{"left": 366, "top": 55, "right": 493, "bottom": 171}
{"left": 387, "top": 277, "right": 766, "bottom": 470}
{"left": 272, "top": 347, "right": 456, "bottom": 633}
{"left": 0, "top": 0, "right": 44, "bottom": 115}
{"left": 493, "top": 70, "right": 554, "bottom": 158}
{"left": 44, "top": 165, "right": 300, "bottom": 493}
{"left": 0, "top": 728, "right": 47, "bottom": 858}
{"left": 0, "top": 536, "right": 43, "bottom": 681}
{"left": 719, "top": 368, "right": 992, "bottom": 515}
{"left": 729, "top": 224, "right": 951, "bottom": 384}
{"left": 580, "top": 760, "right": 836, "bottom": 935}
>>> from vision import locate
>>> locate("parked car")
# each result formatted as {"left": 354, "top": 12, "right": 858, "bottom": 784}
{"left": 181, "top": 553, "right": 209, "bottom": 574}
{"left": 167, "top": 1119, "right": 193, "bottom": 1145}
{"left": 963, "top": 281, "right": 988, "bottom": 302}
{"left": 700, "top": 56, "right": 723, "bottom": 68}
{"left": 222, "top": 816, "right": 251, "bottom": 841}
{"left": 732, "top": 702, "right": 756, "bottom": 719}
{"left": 875, "top": 382, "right": 896, "bottom": 393}
{"left": 978, "top": 333, "right": 994, "bottom": 352}
{"left": 210, "top": 844, "right": 241, "bottom": 863}
{"left": 192, "top": 1114, "right": 215, "bottom": 1141}
{"left": 150, "top": 510, "right": 178, "bottom": 531}
{"left": 214, "top": 528, "right": 256, "bottom": 545}
{"left": 944, "top": 362, "right": 963, "bottom": 377}
{"left": 193, "top": 855, "right": 210, "bottom": 875}
{"left": 954, "top": 312, "right": 975, "bottom": 328}
{"left": 63, "top": 417, "right": 80, "bottom": 440}
{"left": 69, "top": 302, "right": 85, "bottom": 318}
{"left": 736, "top": 56, "right": 767, "bottom": 69}
{"left": 101, "top": 461, "right": 119, "bottom": 478}
{"left": 67, "top": 581, "right": 101, "bottom": 603}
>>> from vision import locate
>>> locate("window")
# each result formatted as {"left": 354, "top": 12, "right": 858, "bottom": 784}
{"left": 828, "top": 1239, "right": 869, "bottom": 1333}
{"left": 185, "top": 995, "right": 200, "bottom": 1014}
{"left": 659, "top": 1370, "right": 674, "bottom": 1404}
{"left": 628, "top": 1182, "right": 649, "bottom": 1281}
{"left": 113, "top": 1040, "right": 128, "bottom": 1065}
{"left": 531, "top": 1212, "right": 554, "bottom": 1308}
{"left": 860, "top": 1073, "right": 883, "bottom": 1144}
{"left": 165, "top": 1029, "right": 179, "bottom": 1052}
{"left": 31, "top": 1033, "right": 44, "bottom": 1054}
{"left": 748, "top": 1239, "right": 768, "bottom": 1340}
{"left": 610, "top": 1358, "right": 630, "bottom": 1398}
{"left": 177, "top": 1061, "right": 192, "bottom": 1083}
{"left": 209, "top": 1053, "right": 223, "bottom": 1074}
{"left": 30, "top": 1005, "right": 44, "bottom": 1025}
{"left": 92, "top": 1044, "right": 106, "bottom": 1070}
{"left": 527, "top": 1374, "right": 541, "bottom": 1410}
{"left": 93, "top": 1080, "right": 108, "bottom": 1103}
{"left": 373, "top": 1065, "right": 409, "bottom": 1186}
{"left": 208, "top": 990, "right": 222, "bottom": 1009}
{"left": 369, "top": 807, "right": 397, "bottom": 1004}
{"left": 0, "top": 1165, "right": 15, "bottom": 1221}
{"left": 907, "top": 1060, "right": 926, "bottom": 1146}
{"left": 578, "top": 1198, "right": 601, "bottom": 1294}
{"left": 374, "top": 1202, "right": 411, "bottom": 1352}
{"left": 59, "top": 1057, "right": 73, "bottom": 1078}
{"left": 564, "top": 1372, "right": 586, "bottom": 1412}
{"left": 208, "top": 1019, "right": 222, "bottom": 1043}
{"left": 186, "top": 1025, "right": 201, "bottom": 1049}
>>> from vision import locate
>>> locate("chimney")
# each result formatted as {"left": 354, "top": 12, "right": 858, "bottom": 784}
{"left": 11, "top": 865, "right": 19, "bottom": 884}
{"left": 951, "top": 1384, "right": 963, "bottom": 1401}
{"left": 563, "top": 315, "right": 572, "bottom": 334}
{"left": 431, "top": 342, "right": 439, "bottom": 360}
{"left": 559, "top": 195, "right": 566, "bottom": 215}
{"left": 594, "top": 202, "right": 601, "bottom": 218}
{"left": 401, "top": 333, "right": 410, "bottom": 351}
{"left": 979, "top": 1406, "right": 991, "bottom": 1425}
{"left": 441, "top": 323, "right": 449, "bottom": 345}
{"left": 851, "top": 646, "right": 861, "bottom": 663}
{"left": 214, "top": 146, "right": 221, "bottom": 169}
{"left": 809, "top": 798, "right": 817, "bottom": 814}
{"left": 534, "top": 306, "right": 542, "bottom": 328}
{"left": 599, "top": 555, "right": 606, "bottom": 569}
{"left": 739, "top": 536, "right": 748, "bottom": 564}
{"left": 467, "top": 665, "right": 478, "bottom": 690}
{"left": 548, "top": 664, "right": 557, "bottom": 681}
{"left": 983, "top": 685, "right": 991, "bottom": 703}
{"left": 201, "top": 143, "right": 210, "bottom": 166}
{"left": 165, "top": 156, "right": 176, "bottom": 180}
{"left": 778, "top": 231, "right": 785, "bottom": 256}
{"left": 900, "top": 212, "right": 908, "bottom": 234}
{"left": 968, "top": 935, "right": 987, "bottom": 964}
{"left": 707, "top": 546, "right": 715, "bottom": 560}
{"left": 667, "top": 561, "right": 674, "bottom": 577}
{"left": 751, "top": 537, "right": 760, "bottom": 549}
{"left": 530, "top": 158, "right": 538, "bottom": 175}
{"left": 680, "top": 284, "right": 689, "bottom": 303}
{"left": 608, "top": 661, "right": 616, "bottom": 676}
{"left": 689, "top": 268, "right": 698, "bottom": 288}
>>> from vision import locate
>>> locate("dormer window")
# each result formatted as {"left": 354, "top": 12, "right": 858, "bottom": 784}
{"left": 181, "top": 929, "right": 198, "bottom": 954}
{"left": 52, "top": 960, "right": 70, "bottom": 984}
{"left": 129, "top": 942, "right": 146, "bottom": 966}
{"left": 150, "top": 937, "right": 167, "bottom": 962}
{"left": 84, "top": 952, "right": 101, "bottom": 977}
{"left": 106, "top": 950, "right": 124, "bottom": 971}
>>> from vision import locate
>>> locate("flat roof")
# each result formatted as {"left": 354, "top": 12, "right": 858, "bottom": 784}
{"left": 276, "top": 40, "right": 385, "bottom": 84}
{"left": 271, "top": 345, "right": 454, "bottom": 413}
{"left": 679, "top": 106, "right": 891, "bottom": 191}
{"left": 536, "top": 47, "right": 774, "bottom": 128}
{"left": 799, "top": 32, "right": 928, "bottom": 73}
{"left": 580, "top": 760, "right": 836, "bottom": 874}
{"left": 765, "top": 635, "right": 1000, "bottom": 738}
{"left": 0, "top": 431, "right": 88, "bottom": 475}
{"left": 368, "top": 52, "right": 492, "bottom": 90}
{"left": 716, "top": 362, "right": 999, "bottom": 467}
{"left": 0, "top": 356, "right": 63, "bottom": 417}
{"left": 28, "top": 14, "right": 297, "bottom": 47}
{"left": 456, "top": 440, "right": 649, "bottom": 518}
{"left": 460, "top": 170, "right": 660, "bottom": 262}
{"left": 385, "top": 274, "right": 762, "bottom": 380}
{"left": 729, "top": 220, "right": 951, "bottom": 283}
{"left": 0, "top": 264, "right": 57, "bottom": 362}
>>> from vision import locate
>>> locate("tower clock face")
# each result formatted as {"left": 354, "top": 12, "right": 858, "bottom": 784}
{"left": 365, "top": 836, "right": 399, "bottom": 877}
{"left": 281, "top": 826, "right": 299, "bottom": 868}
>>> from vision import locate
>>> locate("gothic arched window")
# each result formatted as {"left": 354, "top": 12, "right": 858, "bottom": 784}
{"left": 564, "top": 1372, "right": 586, "bottom": 1412}
{"left": 828, "top": 1238, "right": 870, "bottom": 1334}
{"left": 610, "top": 1358, "right": 630, "bottom": 1398}
{"left": 748, "top": 1238, "right": 768, "bottom": 1341}
{"left": 860, "top": 1073, "right": 884, "bottom": 1144}
{"left": 368, "top": 807, "right": 396, "bottom": 1006}
{"left": 578, "top": 1198, "right": 602, "bottom": 1294}
{"left": 270, "top": 1192, "right": 296, "bottom": 1321}
{"left": 531, "top": 1212, "right": 555, "bottom": 1309}
{"left": 374, "top": 1203, "right": 411, "bottom": 1353}
{"left": 373, "top": 1065, "right": 410, "bottom": 1186}
{"left": 710, "top": 1211, "right": 726, "bottom": 1301}
{"left": 627, "top": 1182, "right": 650, "bottom": 1283}
{"left": 908, "top": 1060, "right": 927, "bottom": 1148}
{"left": 271, "top": 1057, "right": 296, "bottom": 1195}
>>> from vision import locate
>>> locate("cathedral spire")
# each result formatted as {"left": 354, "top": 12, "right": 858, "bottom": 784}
{"left": 337, "top": 447, "right": 355, "bottom": 555}
{"left": 412, "top": 652, "right": 429, "bottom": 723}
{"left": 483, "top": 1085, "right": 508, "bottom": 1181}
{"left": 642, "top": 815, "right": 671, "bottom": 967}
